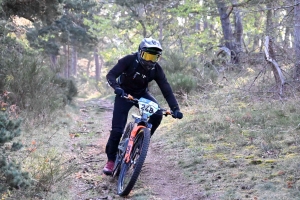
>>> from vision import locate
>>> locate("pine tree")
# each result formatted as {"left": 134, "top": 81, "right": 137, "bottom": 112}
{"left": 0, "top": 112, "right": 31, "bottom": 194}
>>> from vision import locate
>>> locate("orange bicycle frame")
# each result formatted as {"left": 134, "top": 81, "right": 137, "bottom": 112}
{"left": 124, "top": 124, "right": 146, "bottom": 163}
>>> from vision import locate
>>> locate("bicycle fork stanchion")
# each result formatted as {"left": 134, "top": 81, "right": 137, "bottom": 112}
{"left": 124, "top": 125, "right": 144, "bottom": 163}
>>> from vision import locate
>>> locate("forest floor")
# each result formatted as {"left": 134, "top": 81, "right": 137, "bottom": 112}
{"left": 67, "top": 97, "right": 204, "bottom": 200}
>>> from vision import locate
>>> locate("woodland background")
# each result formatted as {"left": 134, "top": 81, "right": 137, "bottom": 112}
{"left": 1, "top": 0, "right": 300, "bottom": 199}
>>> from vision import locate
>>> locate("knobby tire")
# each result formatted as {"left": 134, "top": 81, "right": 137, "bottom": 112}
{"left": 117, "top": 127, "right": 151, "bottom": 196}
{"left": 113, "top": 122, "right": 134, "bottom": 177}
{"left": 123, "top": 122, "right": 134, "bottom": 139}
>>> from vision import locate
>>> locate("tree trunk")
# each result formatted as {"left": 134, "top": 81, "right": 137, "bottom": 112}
{"left": 214, "top": 0, "right": 239, "bottom": 63}
{"left": 232, "top": 0, "right": 243, "bottom": 53}
{"left": 284, "top": 26, "right": 291, "bottom": 48}
{"left": 266, "top": 2, "right": 273, "bottom": 36}
{"left": 94, "top": 48, "right": 101, "bottom": 83}
{"left": 158, "top": 4, "right": 163, "bottom": 42}
{"left": 264, "top": 36, "right": 285, "bottom": 96}
{"left": 63, "top": 45, "right": 70, "bottom": 78}
{"left": 87, "top": 57, "right": 92, "bottom": 77}
{"left": 49, "top": 54, "right": 58, "bottom": 73}
{"left": 294, "top": 0, "right": 300, "bottom": 79}
{"left": 203, "top": 17, "right": 208, "bottom": 30}
{"left": 203, "top": 1, "right": 210, "bottom": 30}
{"left": 71, "top": 46, "right": 77, "bottom": 77}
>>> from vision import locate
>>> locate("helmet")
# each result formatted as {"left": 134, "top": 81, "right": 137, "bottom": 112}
{"left": 137, "top": 38, "right": 163, "bottom": 70}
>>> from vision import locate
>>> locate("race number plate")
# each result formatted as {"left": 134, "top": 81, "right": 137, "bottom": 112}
{"left": 138, "top": 98, "right": 159, "bottom": 117}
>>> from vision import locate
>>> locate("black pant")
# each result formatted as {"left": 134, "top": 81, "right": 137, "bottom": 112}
{"left": 105, "top": 92, "right": 163, "bottom": 161}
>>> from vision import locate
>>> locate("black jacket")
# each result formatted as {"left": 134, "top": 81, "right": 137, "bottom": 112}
{"left": 106, "top": 53, "right": 179, "bottom": 110}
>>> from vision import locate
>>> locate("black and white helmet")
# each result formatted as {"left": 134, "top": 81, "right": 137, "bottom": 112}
{"left": 137, "top": 38, "right": 163, "bottom": 70}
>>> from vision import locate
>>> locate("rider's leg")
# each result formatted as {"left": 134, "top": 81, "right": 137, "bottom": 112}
{"left": 103, "top": 95, "right": 132, "bottom": 175}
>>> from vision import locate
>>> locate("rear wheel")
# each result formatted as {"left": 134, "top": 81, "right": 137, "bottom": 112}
{"left": 117, "top": 128, "right": 151, "bottom": 196}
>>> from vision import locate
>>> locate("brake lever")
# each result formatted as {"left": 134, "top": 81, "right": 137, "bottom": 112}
{"left": 127, "top": 94, "right": 134, "bottom": 100}
{"left": 163, "top": 110, "right": 172, "bottom": 117}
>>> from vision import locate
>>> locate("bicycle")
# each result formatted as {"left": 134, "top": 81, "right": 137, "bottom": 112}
{"left": 111, "top": 94, "right": 174, "bottom": 196}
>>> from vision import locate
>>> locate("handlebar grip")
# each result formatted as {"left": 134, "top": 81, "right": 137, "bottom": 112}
{"left": 171, "top": 110, "right": 183, "bottom": 119}
{"left": 176, "top": 112, "right": 183, "bottom": 119}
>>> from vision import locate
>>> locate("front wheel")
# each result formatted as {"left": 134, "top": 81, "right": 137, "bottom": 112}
{"left": 113, "top": 122, "right": 135, "bottom": 177}
{"left": 123, "top": 122, "right": 134, "bottom": 140}
{"left": 117, "top": 128, "right": 151, "bottom": 196}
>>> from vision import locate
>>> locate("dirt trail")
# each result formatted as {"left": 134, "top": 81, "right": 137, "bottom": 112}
{"left": 68, "top": 98, "right": 203, "bottom": 200}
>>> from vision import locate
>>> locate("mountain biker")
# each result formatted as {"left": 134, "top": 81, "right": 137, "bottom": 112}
{"left": 103, "top": 38, "right": 183, "bottom": 175}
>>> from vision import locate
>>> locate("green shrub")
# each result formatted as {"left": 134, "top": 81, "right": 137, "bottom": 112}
{"left": 0, "top": 46, "right": 78, "bottom": 121}
{"left": 160, "top": 50, "right": 218, "bottom": 95}
{"left": 167, "top": 73, "right": 197, "bottom": 94}
{"left": 53, "top": 77, "right": 78, "bottom": 104}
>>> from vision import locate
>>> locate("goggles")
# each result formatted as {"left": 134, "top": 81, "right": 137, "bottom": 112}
{"left": 141, "top": 51, "right": 160, "bottom": 62}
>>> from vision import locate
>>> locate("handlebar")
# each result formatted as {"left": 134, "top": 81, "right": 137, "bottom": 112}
{"left": 123, "top": 94, "right": 173, "bottom": 117}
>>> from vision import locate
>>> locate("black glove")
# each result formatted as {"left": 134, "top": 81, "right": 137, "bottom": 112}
{"left": 114, "top": 87, "right": 124, "bottom": 97}
{"left": 172, "top": 108, "right": 183, "bottom": 119}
